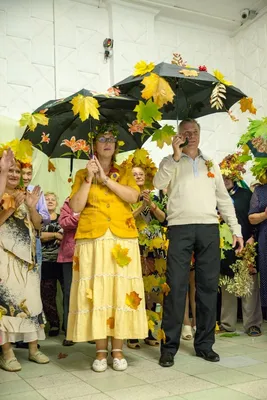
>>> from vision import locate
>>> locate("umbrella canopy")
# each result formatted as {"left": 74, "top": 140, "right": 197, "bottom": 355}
{"left": 21, "top": 89, "right": 148, "bottom": 159}
{"left": 115, "top": 62, "right": 246, "bottom": 120}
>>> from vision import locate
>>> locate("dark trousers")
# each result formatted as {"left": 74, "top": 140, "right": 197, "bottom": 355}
{"left": 161, "top": 224, "right": 220, "bottom": 355}
{"left": 62, "top": 262, "right": 73, "bottom": 333}
{"left": 41, "top": 261, "right": 64, "bottom": 329}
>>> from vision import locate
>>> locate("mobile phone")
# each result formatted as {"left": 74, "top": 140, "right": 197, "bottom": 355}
{"left": 179, "top": 138, "right": 189, "bottom": 148}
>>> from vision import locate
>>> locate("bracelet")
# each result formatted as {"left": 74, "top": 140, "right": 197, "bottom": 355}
{"left": 102, "top": 176, "right": 109, "bottom": 186}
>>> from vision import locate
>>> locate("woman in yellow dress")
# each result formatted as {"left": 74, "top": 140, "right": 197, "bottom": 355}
{"left": 67, "top": 124, "right": 147, "bottom": 372}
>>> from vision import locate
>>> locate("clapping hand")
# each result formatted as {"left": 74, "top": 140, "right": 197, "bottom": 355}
{"left": 142, "top": 190, "right": 151, "bottom": 207}
{"left": 26, "top": 186, "right": 41, "bottom": 209}
{"left": 13, "top": 191, "right": 26, "bottom": 209}
{"left": 0, "top": 149, "right": 15, "bottom": 173}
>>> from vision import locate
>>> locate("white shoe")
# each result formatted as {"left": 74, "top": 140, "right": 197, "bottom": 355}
{"left": 182, "top": 325, "right": 193, "bottom": 340}
{"left": 112, "top": 349, "right": 128, "bottom": 371}
{"left": 92, "top": 350, "right": 108, "bottom": 373}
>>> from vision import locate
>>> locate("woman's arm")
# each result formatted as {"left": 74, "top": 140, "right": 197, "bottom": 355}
{"left": 133, "top": 204, "right": 146, "bottom": 219}
{"left": 40, "top": 231, "right": 62, "bottom": 242}
{"left": 150, "top": 203, "right": 165, "bottom": 223}
{"left": 28, "top": 207, "right": 42, "bottom": 230}
{"left": 103, "top": 178, "right": 139, "bottom": 204}
{"left": 0, "top": 172, "right": 8, "bottom": 201}
{"left": 59, "top": 201, "right": 79, "bottom": 230}
{"left": 0, "top": 208, "right": 15, "bottom": 226}
{"left": 70, "top": 178, "right": 92, "bottom": 213}
{"left": 249, "top": 211, "right": 267, "bottom": 225}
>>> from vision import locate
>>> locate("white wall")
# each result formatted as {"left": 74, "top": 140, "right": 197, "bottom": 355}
{"left": 0, "top": 0, "right": 264, "bottom": 201}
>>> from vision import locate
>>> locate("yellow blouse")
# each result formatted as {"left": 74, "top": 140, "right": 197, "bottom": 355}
{"left": 70, "top": 164, "right": 140, "bottom": 240}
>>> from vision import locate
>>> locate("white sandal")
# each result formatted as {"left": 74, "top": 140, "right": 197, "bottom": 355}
{"left": 92, "top": 350, "right": 108, "bottom": 372}
{"left": 111, "top": 349, "right": 128, "bottom": 371}
{"left": 182, "top": 325, "right": 193, "bottom": 340}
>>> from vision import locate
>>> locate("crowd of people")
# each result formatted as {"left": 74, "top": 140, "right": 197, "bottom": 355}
{"left": 0, "top": 119, "right": 266, "bottom": 373}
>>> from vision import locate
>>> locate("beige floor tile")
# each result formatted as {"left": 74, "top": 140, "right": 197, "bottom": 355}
{"left": 126, "top": 359, "right": 162, "bottom": 374}
{"left": 71, "top": 367, "right": 126, "bottom": 383}
{"left": 127, "top": 368, "right": 188, "bottom": 383}
{"left": 88, "top": 374, "right": 146, "bottom": 392}
{"left": 228, "top": 379, "right": 267, "bottom": 399}
{"left": 106, "top": 384, "right": 170, "bottom": 400}
{"left": 0, "top": 380, "right": 34, "bottom": 396}
{"left": 0, "top": 369, "right": 22, "bottom": 383}
{"left": 17, "top": 361, "right": 65, "bottom": 379}
{"left": 154, "top": 376, "right": 217, "bottom": 395}
{"left": 37, "top": 382, "right": 99, "bottom": 400}
{"left": 182, "top": 386, "right": 257, "bottom": 400}
{"left": 66, "top": 394, "right": 112, "bottom": 400}
{"left": 51, "top": 352, "right": 93, "bottom": 371}
{"left": 196, "top": 369, "right": 261, "bottom": 386}
{"left": 218, "top": 356, "right": 263, "bottom": 368}
{"left": 0, "top": 391, "right": 45, "bottom": 400}
{"left": 25, "top": 371, "right": 82, "bottom": 389}
{"left": 216, "top": 344, "right": 262, "bottom": 356}
{"left": 173, "top": 359, "right": 226, "bottom": 375}
{"left": 236, "top": 363, "right": 267, "bottom": 379}
{"left": 249, "top": 351, "right": 267, "bottom": 362}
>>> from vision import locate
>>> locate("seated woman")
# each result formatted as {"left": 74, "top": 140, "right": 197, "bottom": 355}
{"left": 67, "top": 124, "right": 147, "bottom": 372}
{"left": 0, "top": 149, "right": 49, "bottom": 372}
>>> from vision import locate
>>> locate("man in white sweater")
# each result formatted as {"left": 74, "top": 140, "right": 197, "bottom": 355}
{"left": 154, "top": 119, "right": 243, "bottom": 367}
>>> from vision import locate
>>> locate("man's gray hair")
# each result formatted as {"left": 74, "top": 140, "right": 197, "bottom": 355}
{"left": 178, "top": 118, "right": 200, "bottom": 133}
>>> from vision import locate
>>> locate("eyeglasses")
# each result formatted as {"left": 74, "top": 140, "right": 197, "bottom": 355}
{"left": 96, "top": 136, "right": 117, "bottom": 143}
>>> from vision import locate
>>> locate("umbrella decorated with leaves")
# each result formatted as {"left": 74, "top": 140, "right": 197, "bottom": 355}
{"left": 20, "top": 88, "right": 152, "bottom": 161}
{"left": 113, "top": 54, "right": 257, "bottom": 149}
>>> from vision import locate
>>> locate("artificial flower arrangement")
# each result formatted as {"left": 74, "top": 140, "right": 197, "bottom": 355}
{"left": 219, "top": 152, "right": 246, "bottom": 182}
{"left": 219, "top": 242, "right": 256, "bottom": 298}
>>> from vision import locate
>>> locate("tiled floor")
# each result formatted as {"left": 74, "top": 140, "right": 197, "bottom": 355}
{"left": 1, "top": 323, "right": 267, "bottom": 400}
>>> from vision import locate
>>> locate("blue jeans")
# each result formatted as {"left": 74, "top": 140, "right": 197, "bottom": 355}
{"left": 36, "top": 237, "right": 42, "bottom": 278}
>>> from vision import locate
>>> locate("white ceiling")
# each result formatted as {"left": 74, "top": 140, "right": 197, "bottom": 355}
{"left": 124, "top": 0, "right": 267, "bottom": 32}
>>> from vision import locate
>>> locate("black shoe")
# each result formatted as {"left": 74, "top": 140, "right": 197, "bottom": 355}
{"left": 62, "top": 339, "right": 75, "bottom": 347}
{"left": 159, "top": 352, "right": 174, "bottom": 367}
{"left": 49, "top": 327, "right": 60, "bottom": 337}
{"left": 196, "top": 349, "right": 220, "bottom": 362}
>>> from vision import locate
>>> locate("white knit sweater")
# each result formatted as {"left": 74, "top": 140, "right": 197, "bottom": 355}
{"left": 153, "top": 152, "right": 242, "bottom": 237}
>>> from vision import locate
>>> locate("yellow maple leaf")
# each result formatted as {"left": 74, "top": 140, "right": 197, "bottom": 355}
{"left": 125, "top": 291, "right": 142, "bottom": 310}
{"left": 143, "top": 275, "right": 161, "bottom": 293}
{"left": 220, "top": 237, "right": 225, "bottom": 249}
{"left": 161, "top": 282, "right": 171, "bottom": 296}
{"left": 213, "top": 69, "right": 232, "bottom": 86}
{"left": 141, "top": 73, "right": 175, "bottom": 108}
{"left": 133, "top": 148, "right": 149, "bottom": 165}
{"left": 239, "top": 97, "right": 257, "bottom": 114}
{"left": 180, "top": 69, "right": 199, "bottom": 77}
{"left": 150, "top": 237, "right": 163, "bottom": 249}
{"left": 48, "top": 159, "right": 56, "bottom": 172}
{"left": 157, "top": 328, "right": 166, "bottom": 344}
{"left": 155, "top": 258, "right": 166, "bottom": 275}
{"left": 133, "top": 60, "right": 155, "bottom": 76}
{"left": 126, "top": 217, "right": 135, "bottom": 229}
{"left": 215, "top": 321, "right": 220, "bottom": 332}
{"left": 19, "top": 112, "right": 49, "bottom": 131}
{"left": 86, "top": 288, "right": 93, "bottom": 300}
{"left": 111, "top": 244, "right": 132, "bottom": 267}
{"left": 148, "top": 319, "right": 155, "bottom": 332}
{"left": 242, "top": 144, "right": 250, "bottom": 155}
{"left": 107, "top": 317, "right": 115, "bottom": 329}
{"left": 70, "top": 94, "right": 100, "bottom": 122}
{"left": 72, "top": 256, "right": 79, "bottom": 271}
{"left": 136, "top": 217, "right": 148, "bottom": 232}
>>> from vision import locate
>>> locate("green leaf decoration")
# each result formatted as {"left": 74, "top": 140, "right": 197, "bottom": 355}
{"left": 134, "top": 99, "right": 162, "bottom": 126}
{"left": 152, "top": 124, "right": 176, "bottom": 149}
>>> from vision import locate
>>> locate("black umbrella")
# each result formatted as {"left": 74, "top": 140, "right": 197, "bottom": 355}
{"left": 114, "top": 62, "right": 246, "bottom": 120}
{"left": 21, "top": 89, "right": 149, "bottom": 160}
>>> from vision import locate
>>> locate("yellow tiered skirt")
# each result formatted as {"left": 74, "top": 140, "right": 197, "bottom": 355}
{"left": 67, "top": 229, "right": 148, "bottom": 342}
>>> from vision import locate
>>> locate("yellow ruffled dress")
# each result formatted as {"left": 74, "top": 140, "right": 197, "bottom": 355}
{"left": 67, "top": 165, "right": 148, "bottom": 342}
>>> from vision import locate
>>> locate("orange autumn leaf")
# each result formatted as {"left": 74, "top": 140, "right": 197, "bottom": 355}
{"left": 57, "top": 352, "right": 68, "bottom": 359}
{"left": 1, "top": 193, "right": 15, "bottom": 210}
{"left": 126, "top": 217, "right": 135, "bottom": 229}
{"left": 107, "top": 317, "right": 115, "bottom": 329}
{"left": 161, "top": 282, "right": 171, "bottom": 296}
{"left": 48, "top": 159, "right": 56, "bottom": 172}
{"left": 111, "top": 244, "right": 132, "bottom": 267}
{"left": 141, "top": 73, "right": 175, "bottom": 108}
{"left": 207, "top": 171, "right": 215, "bottom": 178}
{"left": 73, "top": 256, "right": 79, "bottom": 271}
{"left": 157, "top": 328, "right": 166, "bottom": 343}
{"left": 125, "top": 291, "right": 142, "bottom": 310}
{"left": 180, "top": 69, "right": 199, "bottom": 77}
{"left": 239, "top": 97, "right": 257, "bottom": 115}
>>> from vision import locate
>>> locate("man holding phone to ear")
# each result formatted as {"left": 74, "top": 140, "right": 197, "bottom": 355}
{"left": 154, "top": 118, "right": 243, "bottom": 368}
